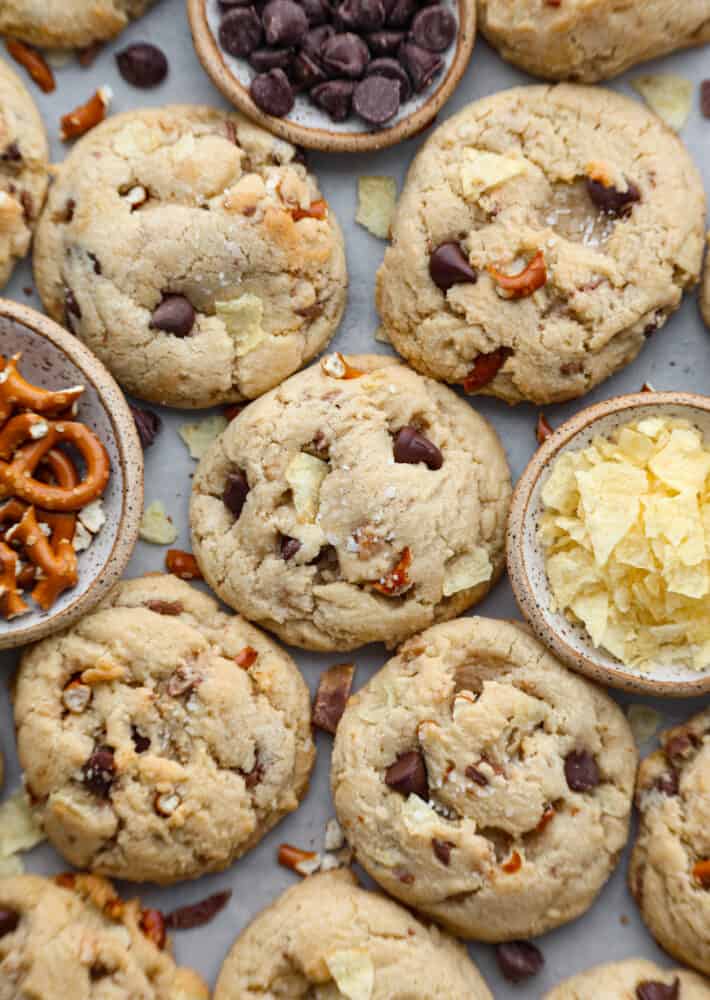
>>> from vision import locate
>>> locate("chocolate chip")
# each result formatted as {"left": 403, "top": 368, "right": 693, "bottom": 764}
{"left": 280, "top": 534, "right": 302, "bottom": 560}
{"left": 311, "top": 78, "right": 354, "bottom": 119}
{"left": 586, "top": 176, "right": 640, "bottom": 217}
{"left": 385, "top": 750, "right": 429, "bottom": 799}
{"left": 496, "top": 941, "right": 545, "bottom": 983}
{"left": 385, "top": 0, "right": 416, "bottom": 27}
{"left": 144, "top": 599, "right": 183, "bottom": 615}
{"left": 366, "top": 29, "right": 405, "bottom": 54}
{"left": 312, "top": 663, "right": 355, "bottom": 733}
{"left": 429, "top": 242, "right": 477, "bottom": 291}
{"left": 263, "top": 0, "right": 309, "bottom": 46}
{"left": 336, "top": 0, "right": 385, "bottom": 32}
{"left": 87, "top": 251, "right": 102, "bottom": 275}
{"left": 655, "top": 769, "right": 679, "bottom": 796}
{"left": 410, "top": 4, "right": 456, "bottom": 50}
{"left": 249, "top": 46, "right": 294, "bottom": 71}
{"left": 302, "top": 23, "right": 335, "bottom": 58}
{"left": 291, "top": 51, "right": 327, "bottom": 89}
{"left": 251, "top": 68, "right": 295, "bottom": 116}
{"left": 65, "top": 288, "right": 82, "bottom": 319}
{"left": 366, "top": 57, "right": 411, "bottom": 100}
{"left": 165, "top": 891, "right": 232, "bottom": 930}
{"left": 1, "top": 141, "right": 21, "bottom": 163}
{"left": 353, "top": 74, "right": 400, "bottom": 124}
{"left": 321, "top": 32, "right": 370, "bottom": 77}
{"left": 129, "top": 404, "right": 162, "bottom": 448}
{"left": 0, "top": 909, "right": 19, "bottom": 938}
{"left": 223, "top": 469, "right": 250, "bottom": 519}
{"left": 131, "top": 727, "right": 151, "bottom": 753}
{"left": 432, "top": 838, "right": 453, "bottom": 865}
{"left": 150, "top": 294, "right": 195, "bottom": 337}
{"left": 19, "top": 190, "right": 33, "bottom": 223}
{"left": 82, "top": 746, "right": 116, "bottom": 798}
{"left": 393, "top": 426, "right": 442, "bottom": 469}
{"left": 465, "top": 764, "right": 488, "bottom": 786}
{"left": 219, "top": 6, "right": 264, "bottom": 55}
{"left": 301, "top": 0, "right": 330, "bottom": 24}
{"left": 398, "top": 41, "right": 442, "bottom": 91}
{"left": 116, "top": 43, "right": 168, "bottom": 87}
{"left": 564, "top": 749, "right": 600, "bottom": 792}
{"left": 636, "top": 980, "right": 680, "bottom": 1000}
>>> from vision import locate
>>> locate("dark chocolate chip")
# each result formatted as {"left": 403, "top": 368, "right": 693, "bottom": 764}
{"left": 564, "top": 749, "right": 600, "bottom": 792}
{"left": 150, "top": 294, "right": 195, "bottom": 337}
{"left": 365, "top": 28, "right": 405, "bottom": 54}
{"left": 398, "top": 41, "right": 442, "bottom": 91}
{"left": 82, "top": 746, "right": 116, "bottom": 798}
{"left": 300, "top": 0, "right": 330, "bottom": 24}
{"left": 336, "top": 0, "right": 385, "bottom": 31}
{"left": 366, "top": 56, "right": 411, "bottom": 100}
{"left": 312, "top": 662, "right": 355, "bottom": 733}
{"left": 410, "top": 4, "right": 456, "bottom": 51}
{"left": 290, "top": 51, "right": 327, "bottom": 89}
{"left": 302, "top": 23, "right": 334, "bottom": 57}
{"left": 115, "top": 43, "right": 168, "bottom": 88}
{"left": 432, "top": 838, "right": 453, "bottom": 865}
{"left": 249, "top": 46, "right": 294, "bottom": 71}
{"left": 636, "top": 980, "right": 680, "bottom": 1000}
{"left": 87, "top": 251, "right": 102, "bottom": 275}
{"left": 219, "top": 6, "right": 264, "bottom": 56}
{"left": 0, "top": 909, "right": 19, "bottom": 938}
{"left": 263, "top": 0, "right": 309, "bottom": 46}
{"left": 250, "top": 68, "right": 295, "bottom": 116}
{"left": 63, "top": 198, "right": 76, "bottom": 223}
{"left": 385, "top": 749, "right": 429, "bottom": 799}
{"left": 393, "top": 426, "right": 442, "bottom": 469}
{"left": 131, "top": 727, "right": 151, "bottom": 753}
{"left": 352, "top": 74, "right": 400, "bottom": 124}
{"left": 321, "top": 32, "right": 370, "bottom": 77}
{"left": 1, "top": 141, "right": 21, "bottom": 163}
{"left": 496, "top": 941, "right": 545, "bottom": 983}
{"left": 129, "top": 404, "right": 162, "bottom": 449}
{"left": 65, "top": 288, "right": 82, "bottom": 319}
{"left": 311, "top": 78, "right": 354, "bottom": 120}
{"left": 385, "top": 0, "right": 416, "bottom": 27}
{"left": 280, "top": 534, "right": 302, "bottom": 560}
{"left": 165, "top": 891, "right": 232, "bottom": 930}
{"left": 429, "top": 242, "right": 477, "bottom": 291}
{"left": 223, "top": 469, "right": 250, "bottom": 519}
{"left": 586, "top": 176, "right": 640, "bottom": 217}
{"left": 465, "top": 764, "right": 488, "bottom": 786}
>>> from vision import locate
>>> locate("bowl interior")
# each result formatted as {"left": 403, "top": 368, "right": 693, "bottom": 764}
{"left": 1, "top": 314, "right": 130, "bottom": 637}
{"left": 521, "top": 398, "right": 710, "bottom": 688}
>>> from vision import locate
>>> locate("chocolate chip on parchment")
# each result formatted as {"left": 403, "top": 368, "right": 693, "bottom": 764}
{"left": 432, "top": 838, "right": 453, "bottom": 865}
{"left": 366, "top": 57, "right": 411, "bottom": 100}
{"left": 165, "top": 891, "right": 232, "bottom": 930}
{"left": 385, "top": 749, "right": 429, "bottom": 799}
{"left": 223, "top": 469, "right": 250, "bottom": 519}
{"left": 429, "top": 242, "right": 477, "bottom": 291}
{"left": 82, "top": 746, "right": 116, "bottom": 798}
{"left": 129, "top": 404, "right": 162, "bottom": 449}
{"left": 311, "top": 79, "right": 355, "bottom": 120}
{"left": 0, "top": 909, "right": 19, "bottom": 938}
{"left": 219, "top": 6, "right": 264, "bottom": 56}
{"left": 393, "top": 426, "right": 443, "bottom": 469}
{"left": 564, "top": 749, "right": 600, "bottom": 792}
{"left": 131, "top": 727, "right": 151, "bottom": 753}
{"left": 366, "top": 29, "right": 405, "bottom": 54}
{"left": 636, "top": 980, "right": 680, "bottom": 1000}
{"left": 262, "top": 0, "right": 309, "bottom": 47}
{"left": 249, "top": 46, "right": 294, "bottom": 71}
{"left": 312, "top": 662, "right": 355, "bottom": 733}
{"left": 353, "top": 74, "right": 400, "bottom": 124}
{"left": 496, "top": 941, "right": 545, "bottom": 983}
{"left": 280, "top": 534, "right": 302, "bottom": 560}
{"left": 116, "top": 43, "right": 168, "bottom": 88}
{"left": 398, "top": 41, "right": 443, "bottom": 91}
{"left": 410, "top": 4, "right": 456, "bottom": 51}
{"left": 150, "top": 294, "right": 195, "bottom": 337}
{"left": 586, "top": 176, "right": 640, "bottom": 217}
{"left": 321, "top": 32, "right": 370, "bottom": 77}
{"left": 251, "top": 68, "right": 295, "bottom": 116}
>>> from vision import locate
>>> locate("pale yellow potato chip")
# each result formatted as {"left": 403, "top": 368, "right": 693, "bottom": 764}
{"left": 216, "top": 294, "right": 265, "bottom": 356}
{"left": 179, "top": 414, "right": 229, "bottom": 460}
{"left": 460, "top": 149, "right": 529, "bottom": 200}
{"left": 355, "top": 176, "right": 397, "bottom": 239}
{"left": 576, "top": 462, "right": 646, "bottom": 566}
{"left": 285, "top": 453, "right": 328, "bottom": 523}
{"left": 627, "top": 704, "right": 661, "bottom": 745}
{"left": 139, "top": 500, "right": 178, "bottom": 545}
{"left": 442, "top": 548, "right": 492, "bottom": 596}
{"left": 631, "top": 74, "right": 693, "bottom": 131}
{"left": 325, "top": 949, "right": 375, "bottom": 1000}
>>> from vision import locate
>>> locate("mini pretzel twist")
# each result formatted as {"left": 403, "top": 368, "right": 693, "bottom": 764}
{"left": 0, "top": 540, "right": 29, "bottom": 619}
{"left": 0, "top": 354, "right": 84, "bottom": 424}
{"left": 6, "top": 506, "right": 78, "bottom": 611}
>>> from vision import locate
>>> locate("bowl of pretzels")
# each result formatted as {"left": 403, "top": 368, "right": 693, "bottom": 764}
{"left": 0, "top": 300, "right": 144, "bottom": 649}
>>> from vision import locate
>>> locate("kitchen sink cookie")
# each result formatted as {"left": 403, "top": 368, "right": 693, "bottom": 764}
{"left": 13, "top": 574, "right": 315, "bottom": 885}
{"left": 0, "top": 873, "right": 208, "bottom": 998}
{"left": 0, "top": 58, "right": 48, "bottom": 290}
{"left": 331, "top": 616, "right": 637, "bottom": 941}
{"left": 0, "top": 1, "right": 156, "bottom": 50}
{"left": 376, "top": 85, "right": 705, "bottom": 406}
{"left": 190, "top": 354, "right": 511, "bottom": 652}
{"left": 34, "top": 106, "right": 347, "bottom": 408}
{"left": 545, "top": 959, "right": 710, "bottom": 999}
{"left": 214, "top": 869, "right": 493, "bottom": 1000}
{"left": 630, "top": 709, "right": 710, "bottom": 976}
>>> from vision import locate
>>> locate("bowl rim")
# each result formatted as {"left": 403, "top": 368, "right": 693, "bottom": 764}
{"left": 506, "top": 389, "right": 710, "bottom": 697}
{"left": 0, "top": 299, "right": 144, "bottom": 650}
{"left": 187, "top": 0, "right": 476, "bottom": 153}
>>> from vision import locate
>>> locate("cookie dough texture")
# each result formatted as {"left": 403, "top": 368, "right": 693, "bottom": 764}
{"left": 0, "top": 0, "right": 155, "bottom": 49}
{"left": 190, "top": 355, "right": 511, "bottom": 651}
{"left": 0, "top": 874, "right": 207, "bottom": 999}
{"left": 630, "top": 708, "right": 710, "bottom": 976}
{"left": 545, "top": 959, "right": 710, "bottom": 999}
{"left": 214, "top": 869, "right": 493, "bottom": 1000}
{"left": 34, "top": 106, "right": 347, "bottom": 408}
{"left": 376, "top": 85, "right": 705, "bottom": 405}
{"left": 331, "top": 617, "right": 637, "bottom": 940}
{"left": 478, "top": 0, "right": 710, "bottom": 83}
{"left": 0, "top": 58, "right": 48, "bottom": 290}
{"left": 13, "top": 575, "right": 315, "bottom": 884}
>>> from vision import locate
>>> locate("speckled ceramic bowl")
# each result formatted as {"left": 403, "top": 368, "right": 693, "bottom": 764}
{"left": 507, "top": 391, "right": 710, "bottom": 697}
{"left": 187, "top": 0, "right": 476, "bottom": 152}
{"left": 0, "top": 300, "right": 143, "bottom": 650}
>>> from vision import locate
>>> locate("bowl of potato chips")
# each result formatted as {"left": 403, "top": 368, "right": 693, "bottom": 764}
{"left": 507, "top": 391, "right": 710, "bottom": 696}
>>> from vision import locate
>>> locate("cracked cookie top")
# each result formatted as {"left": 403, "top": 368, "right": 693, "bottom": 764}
{"left": 375, "top": 85, "right": 705, "bottom": 405}
{"left": 13, "top": 575, "right": 315, "bottom": 885}
{"left": 331, "top": 616, "right": 637, "bottom": 941}
{"left": 214, "top": 869, "right": 493, "bottom": 1000}
{"left": 545, "top": 958, "right": 710, "bottom": 999}
{"left": 630, "top": 708, "right": 710, "bottom": 977}
{"left": 34, "top": 106, "right": 347, "bottom": 408}
{"left": 190, "top": 354, "right": 511, "bottom": 652}
{"left": 0, "top": 0, "right": 155, "bottom": 50}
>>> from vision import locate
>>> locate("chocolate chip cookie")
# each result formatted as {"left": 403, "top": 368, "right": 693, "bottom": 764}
{"left": 375, "top": 85, "right": 705, "bottom": 405}
{"left": 33, "top": 106, "right": 347, "bottom": 408}
{"left": 478, "top": 0, "right": 710, "bottom": 83}
{"left": 214, "top": 869, "right": 493, "bottom": 1000}
{"left": 13, "top": 575, "right": 315, "bottom": 884}
{"left": 0, "top": 873, "right": 207, "bottom": 998}
{"left": 545, "top": 959, "right": 710, "bottom": 999}
{"left": 630, "top": 709, "right": 710, "bottom": 976}
{"left": 0, "top": 57, "right": 48, "bottom": 290}
{"left": 190, "top": 354, "right": 511, "bottom": 651}
{"left": 331, "top": 616, "right": 637, "bottom": 940}
{"left": 0, "top": 0, "right": 155, "bottom": 49}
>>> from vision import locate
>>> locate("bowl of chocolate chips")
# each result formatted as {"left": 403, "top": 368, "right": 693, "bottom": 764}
{"left": 188, "top": 0, "right": 475, "bottom": 151}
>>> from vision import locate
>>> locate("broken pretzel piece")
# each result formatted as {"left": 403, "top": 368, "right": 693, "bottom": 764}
{"left": 488, "top": 250, "right": 546, "bottom": 299}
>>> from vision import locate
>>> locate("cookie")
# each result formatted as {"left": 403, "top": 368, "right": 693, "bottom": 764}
{"left": 190, "top": 354, "right": 511, "bottom": 652}
{"left": 331, "top": 616, "right": 637, "bottom": 941}
{"left": 214, "top": 869, "right": 493, "bottom": 1000}
{"left": 545, "top": 959, "right": 710, "bottom": 999}
{"left": 630, "top": 708, "right": 710, "bottom": 976}
{"left": 0, "top": 0, "right": 155, "bottom": 49}
{"left": 0, "top": 57, "right": 48, "bottom": 290}
{"left": 33, "top": 106, "right": 347, "bottom": 409}
{"left": 13, "top": 575, "right": 315, "bottom": 885}
{"left": 375, "top": 85, "right": 705, "bottom": 406}
{"left": 0, "top": 873, "right": 207, "bottom": 998}
{"left": 478, "top": 1, "right": 710, "bottom": 83}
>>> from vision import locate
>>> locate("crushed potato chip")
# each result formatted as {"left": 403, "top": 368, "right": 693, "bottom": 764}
{"left": 216, "top": 294, "right": 265, "bottom": 356}
{"left": 460, "top": 149, "right": 528, "bottom": 200}
{"left": 285, "top": 453, "right": 328, "bottom": 523}
{"left": 627, "top": 705, "right": 662, "bottom": 745}
{"left": 178, "top": 414, "right": 229, "bottom": 460}
{"left": 325, "top": 949, "right": 375, "bottom": 1000}
{"left": 139, "top": 500, "right": 178, "bottom": 545}
{"left": 539, "top": 416, "right": 710, "bottom": 671}
{"left": 355, "top": 176, "right": 397, "bottom": 239}
{"left": 374, "top": 325, "right": 391, "bottom": 345}
{"left": 0, "top": 792, "right": 45, "bottom": 858}
{"left": 631, "top": 74, "right": 692, "bottom": 131}
{"left": 442, "top": 548, "right": 493, "bottom": 596}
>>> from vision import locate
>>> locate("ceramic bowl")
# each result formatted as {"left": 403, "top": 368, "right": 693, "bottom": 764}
{"left": 0, "top": 300, "right": 143, "bottom": 650}
{"left": 187, "top": 0, "right": 476, "bottom": 152}
{"left": 507, "top": 391, "right": 710, "bottom": 697}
